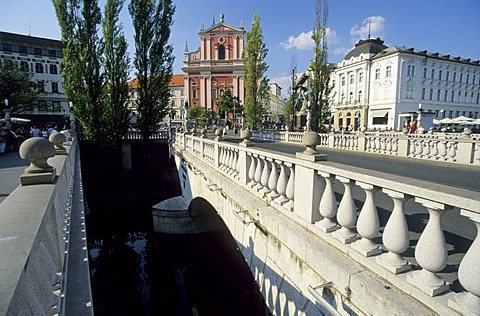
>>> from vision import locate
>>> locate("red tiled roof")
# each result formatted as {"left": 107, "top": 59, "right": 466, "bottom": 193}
{"left": 127, "top": 74, "right": 184, "bottom": 89}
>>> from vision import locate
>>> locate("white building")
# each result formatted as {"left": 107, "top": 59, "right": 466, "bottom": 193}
{"left": 330, "top": 38, "right": 480, "bottom": 131}
{"left": 0, "top": 31, "right": 69, "bottom": 126}
{"left": 267, "top": 82, "right": 286, "bottom": 124}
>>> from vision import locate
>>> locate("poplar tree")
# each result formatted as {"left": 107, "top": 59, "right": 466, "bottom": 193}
{"left": 101, "top": 0, "right": 131, "bottom": 149}
{"left": 243, "top": 12, "right": 269, "bottom": 130}
{"left": 53, "top": 0, "right": 104, "bottom": 142}
{"left": 309, "top": 0, "right": 333, "bottom": 132}
{"left": 129, "top": 0, "right": 175, "bottom": 143}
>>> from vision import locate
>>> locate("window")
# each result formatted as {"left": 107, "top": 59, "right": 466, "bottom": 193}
{"left": 451, "top": 90, "right": 455, "bottom": 102}
{"left": 466, "top": 74, "right": 470, "bottom": 84}
{"left": 358, "top": 90, "right": 362, "bottom": 102}
{"left": 341, "top": 76, "right": 345, "bottom": 86}
{"left": 349, "top": 74, "right": 354, "bottom": 84}
{"left": 34, "top": 47, "right": 42, "bottom": 56}
{"left": 52, "top": 82, "right": 59, "bottom": 93}
{"left": 212, "top": 88, "right": 217, "bottom": 99}
{"left": 192, "top": 84, "right": 197, "bottom": 99}
{"left": 48, "top": 50, "right": 56, "bottom": 58}
{"left": 49, "top": 64, "right": 58, "bottom": 74}
{"left": 2, "top": 43, "right": 12, "bottom": 52}
{"left": 52, "top": 101, "right": 61, "bottom": 112}
{"left": 473, "top": 75, "right": 476, "bottom": 85}
{"left": 421, "top": 87, "right": 426, "bottom": 100}
{"left": 429, "top": 88, "right": 434, "bottom": 100}
{"left": 446, "top": 71, "right": 450, "bottom": 81}
{"left": 386, "top": 66, "right": 391, "bottom": 77}
{"left": 423, "top": 68, "right": 427, "bottom": 78}
{"left": 35, "top": 62, "right": 44, "bottom": 73}
{"left": 349, "top": 92, "right": 353, "bottom": 103}
{"left": 438, "top": 70, "right": 442, "bottom": 80}
{"left": 37, "top": 80, "right": 45, "bottom": 92}
{"left": 218, "top": 45, "right": 225, "bottom": 60}
{"left": 431, "top": 69, "right": 435, "bottom": 79}
{"left": 437, "top": 89, "right": 441, "bottom": 101}
{"left": 406, "top": 82, "right": 414, "bottom": 99}
{"left": 444, "top": 90, "right": 448, "bottom": 102}
{"left": 19, "top": 46, "right": 27, "bottom": 54}
{"left": 407, "top": 65, "right": 415, "bottom": 77}
{"left": 20, "top": 61, "right": 29, "bottom": 71}
{"left": 453, "top": 72, "right": 457, "bottom": 82}
{"left": 358, "top": 72, "right": 363, "bottom": 83}
{"left": 460, "top": 73, "right": 463, "bottom": 83}
{"left": 375, "top": 68, "right": 380, "bottom": 80}
{"left": 180, "top": 89, "right": 184, "bottom": 96}
{"left": 458, "top": 91, "right": 462, "bottom": 102}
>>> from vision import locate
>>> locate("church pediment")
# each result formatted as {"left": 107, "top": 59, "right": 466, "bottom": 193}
{"left": 201, "top": 22, "right": 244, "bottom": 35}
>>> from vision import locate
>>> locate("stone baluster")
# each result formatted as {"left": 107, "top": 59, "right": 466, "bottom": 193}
{"left": 247, "top": 154, "right": 257, "bottom": 188}
{"left": 430, "top": 140, "right": 438, "bottom": 159}
{"left": 376, "top": 189, "right": 412, "bottom": 274}
{"left": 259, "top": 156, "right": 271, "bottom": 194}
{"left": 351, "top": 183, "right": 381, "bottom": 256}
{"left": 227, "top": 149, "right": 235, "bottom": 175}
{"left": 332, "top": 177, "right": 358, "bottom": 243}
{"left": 274, "top": 162, "right": 288, "bottom": 205}
{"left": 266, "top": 159, "right": 279, "bottom": 201}
{"left": 253, "top": 156, "right": 264, "bottom": 191}
{"left": 315, "top": 172, "right": 338, "bottom": 233}
{"left": 438, "top": 140, "right": 447, "bottom": 160}
{"left": 380, "top": 138, "right": 386, "bottom": 152}
{"left": 232, "top": 150, "right": 239, "bottom": 177}
{"left": 423, "top": 140, "right": 431, "bottom": 157}
{"left": 218, "top": 146, "right": 225, "bottom": 170}
{"left": 448, "top": 209, "right": 480, "bottom": 315}
{"left": 448, "top": 142, "right": 456, "bottom": 160}
{"left": 407, "top": 198, "right": 450, "bottom": 296}
{"left": 282, "top": 163, "right": 295, "bottom": 211}
{"left": 415, "top": 140, "right": 423, "bottom": 155}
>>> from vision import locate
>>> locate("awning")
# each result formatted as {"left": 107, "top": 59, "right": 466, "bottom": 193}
{"left": 370, "top": 110, "right": 389, "bottom": 118}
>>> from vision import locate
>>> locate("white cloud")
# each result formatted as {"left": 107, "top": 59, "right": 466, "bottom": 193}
{"left": 281, "top": 28, "right": 337, "bottom": 50}
{"left": 333, "top": 47, "right": 347, "bottom": 56}
{"left": 350, "top": 16, "right": 386, "bottom": 42}
{"left": 281, "top": 31, "right": 314, "bottom": 50}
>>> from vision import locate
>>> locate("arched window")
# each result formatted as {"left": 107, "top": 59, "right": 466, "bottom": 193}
{"left": 218, "top": 45, "right": 225, "bottom": 60}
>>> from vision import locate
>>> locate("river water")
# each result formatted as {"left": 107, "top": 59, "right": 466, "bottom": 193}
{"left": 87, "top": 209, "right": 270, "bottom": 316}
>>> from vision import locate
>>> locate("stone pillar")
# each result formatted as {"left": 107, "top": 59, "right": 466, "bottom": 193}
{"left": 332, "top": 176, "right": 358, "bottom": 244}
{"left": 19, "top": 137, "right": 56, "bottom": 185}
{"left": 293, "top": 162, "right": 322, "bottom": 223}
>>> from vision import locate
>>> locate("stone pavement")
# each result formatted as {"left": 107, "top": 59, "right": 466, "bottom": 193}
{"left": 0, "top": 151, "right": 29, "bottom": 204}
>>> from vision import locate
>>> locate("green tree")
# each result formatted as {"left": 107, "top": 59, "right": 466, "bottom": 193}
{"left": 242, "top": 12, "right": 269, "bottom": 130}
{"left": 101, "top": 0, "right": 131, "bottom": 149}
{"left": 188, "top": 105, "right": 210, "bottom": 125}
{"left": 53, "top": 0, "right": 104, "bottom": 142}
{"left": 216, "top": 90, "right": 241, "bottom": 119}
{"left": 129, "top": 0, "right": 175, "bottom": 143}
{"left": 0, "top": 60, "right": 37, "bottom": 113}
{"left": 309, "top": 0, "right": 333, "bottom": 132}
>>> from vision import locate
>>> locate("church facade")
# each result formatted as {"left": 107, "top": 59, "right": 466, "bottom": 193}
{"left": 182, "top": 15, "right": 246, "bottom": 119}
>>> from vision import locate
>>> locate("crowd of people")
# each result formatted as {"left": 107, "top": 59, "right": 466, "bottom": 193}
{"left": 0, "top": 123, "right": 61, "bottom": 154}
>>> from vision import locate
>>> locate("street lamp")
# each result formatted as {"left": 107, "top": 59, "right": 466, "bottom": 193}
{"left": 3, "top": 99, "right": 12, "bottom": 130}
{"left": 417, "top": 103, "right": 423, "bottom": 124}
{"left": 184, "top": 101, "right": 189, "bottom": 130}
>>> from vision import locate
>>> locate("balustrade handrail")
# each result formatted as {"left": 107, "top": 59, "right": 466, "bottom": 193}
{"left": 175, "top": 132, "right": 480, "bottom": 315}
{"left": 0, "top": 137, "right": 93, "bottom": 315}
{"left": 250, "top": 129, "right": 480, "bottom": 165}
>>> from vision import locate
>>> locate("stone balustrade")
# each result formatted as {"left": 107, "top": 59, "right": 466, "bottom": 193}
{"left": 176, "top": 132, "right": 480, "bottom": 315}
{"left": 0, "top": 134, "right": 92, "bottom": 315}
{"left": 252, "top": 130, "right": 480, "bottom": 165}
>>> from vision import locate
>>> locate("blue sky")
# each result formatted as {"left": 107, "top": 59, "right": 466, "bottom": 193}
{"left": 1, "top": 0, "right": 479, "bottom": 98}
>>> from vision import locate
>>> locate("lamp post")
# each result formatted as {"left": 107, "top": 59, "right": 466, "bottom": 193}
{"left": 184, "top": 101, "right": 189, "bottom": 130}
{"left": 417, "top": 103, "right": 423, "bottom": 125}
{"left": 3, "top": 99, "right": 12, "bottom": 130}
{"left": 290, "top": 67, "right": 296, "bottom": 132}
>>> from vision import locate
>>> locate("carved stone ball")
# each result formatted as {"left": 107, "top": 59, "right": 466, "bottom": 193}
{"left": 49, "top": 132, "right": 67, "bottom": 149}
{"left": 19, "top": 137, "right": 56, "bottom": 173}
{"left": 302, "top": 131, "right": 320, "bottom": 155}
{"left": 60, "top": 130, "right": 71, "bottom": 141}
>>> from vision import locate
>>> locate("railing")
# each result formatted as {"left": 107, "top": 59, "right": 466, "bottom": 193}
{"left": 0, "top": 136, "right": 92, "bottom": 315}
{"left": 175, "top": 133, "right": 480, "bottom": 315}
{"left": 122, "top": 130, "right": 168, "bottom": 141}
{"left": 252, "top": 130, "right": 480, "bottom": 165}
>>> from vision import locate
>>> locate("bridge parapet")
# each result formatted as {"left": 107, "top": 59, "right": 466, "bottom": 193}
{"left": 175, "top": 133, "right": 479, "bottom": 315}
{"left": 0, "top": 136, "right": 92, "bottom": 315}
{"left": 253, "top": 130, "right": 480, "bottom": 165}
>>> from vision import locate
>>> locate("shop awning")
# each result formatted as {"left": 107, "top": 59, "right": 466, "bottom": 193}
{"left": 371, "top": 110, "right": 389, "bottom": 118}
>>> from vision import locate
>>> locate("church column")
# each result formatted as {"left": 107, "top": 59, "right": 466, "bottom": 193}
{"left": 207, "top": 37, "right": 211, "bottom": 60}
{"left": 232, "top": 76, "right": 238, "bottom": 98}
{"left": 239, "top": 77, "right": 245, "bottom": 104}
{"left": 206, "top": 76, "right": 212, "bottom": 111}
{"left": 184, "top": 76, "right": 190, "bottom": 118}
{"left": 233, "top": 36, "right": 238, "bottom": 59}
{"left": 200, "top": 37, "right": 204, "bottom": 60}
{"left": 226, "top": 45, "right": 230, "bottom": 60}
{"left": 200, "top": 76, "right": 206, "bottom": 108}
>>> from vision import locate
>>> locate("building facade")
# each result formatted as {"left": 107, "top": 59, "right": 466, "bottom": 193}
{"left": 182, "top": 15, "right": 246, "bottom": 119}
{"left": 330, "top": 38, "right": 480, "bottom": 131}
{"left": 0, "top": 31, "right": 68, "bottom": 126}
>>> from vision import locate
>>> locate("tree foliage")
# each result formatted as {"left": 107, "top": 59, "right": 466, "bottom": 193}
{"left": 242, "top": 12, "right": 269, "bottom": 130}
{"left": 101, "top": 0, "right": 131, "bottom": 148}
{"left": 129, "top": 0, "right": 175, "bottom": 142}
{"left": 0, "top": 60, "right": 37, "bottom": 113}
{"left": 309, "top": 0, "right": 333, "bottom": 132}
{"left": 216, "top": 90, "right": 241, "bottom": 119}
{"left": 188, "top": 105, "right": 210, "bottom": 123}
